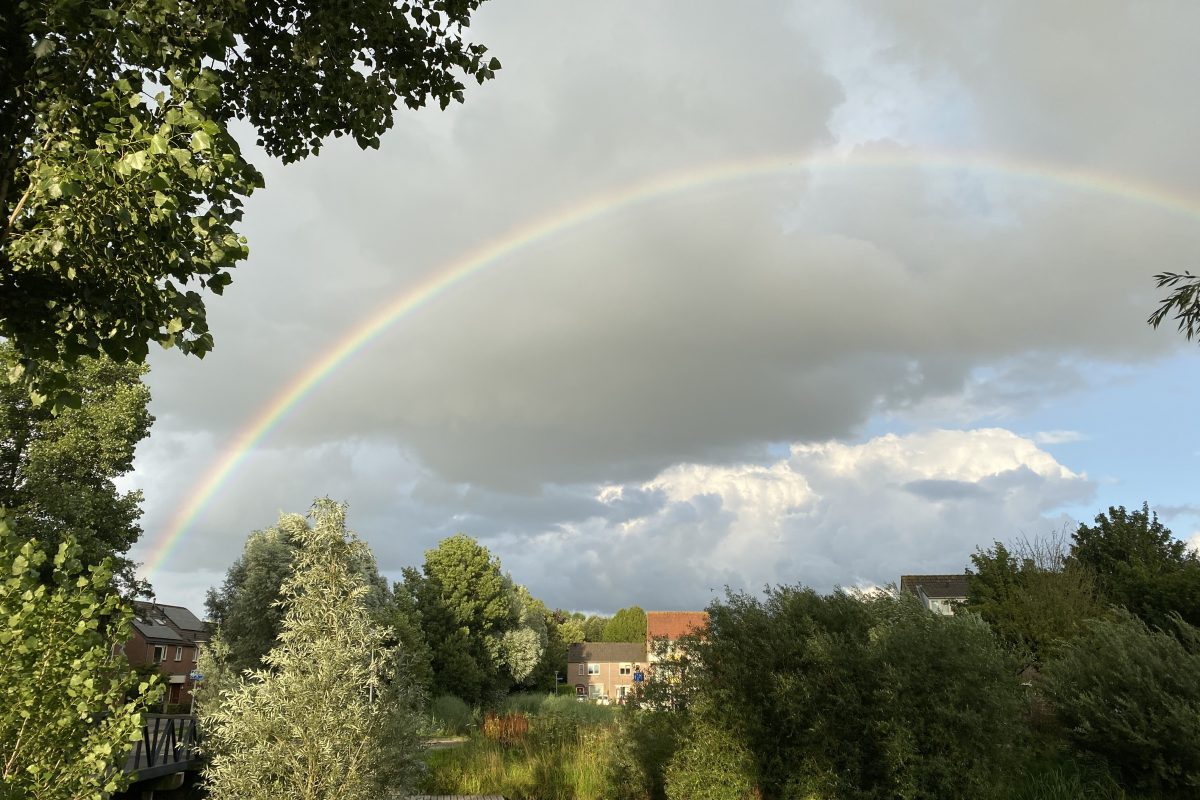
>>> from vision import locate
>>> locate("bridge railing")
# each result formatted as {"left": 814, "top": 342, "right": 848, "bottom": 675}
{"left": 125, "top": 714, "right": 200, "bottom": 781}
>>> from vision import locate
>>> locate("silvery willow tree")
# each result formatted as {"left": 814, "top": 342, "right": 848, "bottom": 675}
{"left": 0, "top": 0, "right": 498, "bottom": 410}
{"left": 199, "top": 500, "right": 424, "bottom": 800}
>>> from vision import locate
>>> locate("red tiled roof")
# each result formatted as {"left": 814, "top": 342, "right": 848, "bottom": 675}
{"left": 646, "top": 611, "right": 708, "bottom": 640}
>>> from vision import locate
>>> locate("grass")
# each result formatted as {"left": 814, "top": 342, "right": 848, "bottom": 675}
{"left": 420, "top": 726, "right": 615, "bottom": 800}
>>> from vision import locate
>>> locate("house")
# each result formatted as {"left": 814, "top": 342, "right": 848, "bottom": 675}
{"left": 126, "top": 601, "right": 211, "bottom": 709}
{"left": 567, "top": 642, "right": 648, "bottom": 702}
{"left": 900, "top": 574, "right": 970, "bottom": 615}
{"left": 645, "top": 610, "right": 708, "bottom": 663}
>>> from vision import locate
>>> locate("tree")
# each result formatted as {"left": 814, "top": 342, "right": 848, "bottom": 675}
{"left": 966, "top": 531, "right": 1104, "bottom": 664}
{"left": 200, "top": 499, "right": 425, "bottom": 800}
{"left": 501, "top": 585, "right": 548, "bottom": 686}
{"left": 528, "top": 609, "right": 586, "bottom": 691}
{"left": 583, "top": 613, "right": 609, "bottom": 642}
{"left": 683, "top": 587, "right": 1026, "bottom": 800}
{"left": 1149, "top": 270, "right": 1200, "bottom": 343}
{"left": 411, "top": 533, "right": 521, "bottom": 703}
{"left": 205, "top": 513, "right": 399, "bottom": 674}
{"left": 1070, "top": 503, "right": 1200, "bottom": 626}
{"left": 604, "top": 605, "right": 648, "bottom": 643}
{"left": 0, "top": 516, "right": 158, "bottom": 800}
{"left": 1, "top": 0, "right": 499, "bottom": 408}
{"left": 0, "top": 340, "right": 151, "bottom": 591}
{"left": 1042, "top": 610, "right": 1200, "bottom": 797}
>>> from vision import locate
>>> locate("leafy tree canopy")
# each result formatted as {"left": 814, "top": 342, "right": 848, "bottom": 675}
{"left": 200, "top": 499, "right": 425, "bottom": 800}
{"left": 966, "top": 531, "right": 1104, "bottom": 664}
{"left": 412, "top": 533, "right": 521, "bottom": 703}
{"left": 0, "top": 516, "right": 158, "bottom": 799}
{"left": 603, "top": 605, "right": 647, "bottom": 642}
{"left": 205, "top": 509, "right": 399, "bottom": 674}
{"left": 686, "top": 587, "right": 1026, "bottom": 800}
{"left": 0, "top": 340, "right": 151, "bottom": 591}
{"left": 1, "top": 0, "right": 498, "bottom": 409}
{"left": 1070, "top": 503, "right": 1200, "bottom": 626}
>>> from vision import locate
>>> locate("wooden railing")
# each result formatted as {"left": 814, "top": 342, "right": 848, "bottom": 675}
{"left": 124, "top": 714, "right": 200, "bottom": 781}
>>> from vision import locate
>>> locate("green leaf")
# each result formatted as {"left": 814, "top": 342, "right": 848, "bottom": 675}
{"left": 191, "top": 131, "right": 212, "bottom": 151}
{"left": 120, "top": 151, "right": 148, "bottom": 172}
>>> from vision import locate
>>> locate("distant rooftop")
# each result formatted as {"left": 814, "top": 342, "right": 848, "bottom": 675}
{"left": 568, "top": 642, "right": 648, "bottom": 663}
{"left": 900, "top": 574, "right": 970, "bottom": 599}
{"left": 646, "top": 611, "right": 708, "bottom": 641}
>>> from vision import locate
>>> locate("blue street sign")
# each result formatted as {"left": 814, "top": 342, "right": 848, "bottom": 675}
{"left": 188, "top": 670, "right": 204, "bottom": 682}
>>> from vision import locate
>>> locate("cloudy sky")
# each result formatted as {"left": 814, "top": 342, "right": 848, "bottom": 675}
{"left": 125, "top": 0, "right": 1200, "bottom": 615}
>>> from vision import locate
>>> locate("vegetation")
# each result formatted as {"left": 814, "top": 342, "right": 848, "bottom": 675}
{"left": 0, "top": 341, "right": 151, "bottom": 592}
{"left": 1042, "top": 610, "right": 1200, "bottom": 797}
{"left": 967, "top": 530, "right": 1104, "bottom": 665}
{"left": 1, "top": 0, "right": 500, "bottom": 408}
{"left": 406, "top": 533, "right": 548, "bottom": 704}
{"left": 204, "top": 516, "right": 405, "bottom": 674}
{"left": 200, "top": 499, "right": 425, "bottom": 800}
{"left": 603, "top": 605, "right": 647, "bottom": 642}
{"left": 1070, "top": 503, "right": 1200, "bottom": 627}
{"left": 0, "top": 515, "right": 158, "bottom": 800}
{"left": 420, "top": 695, "right": 618, "bottom": 800}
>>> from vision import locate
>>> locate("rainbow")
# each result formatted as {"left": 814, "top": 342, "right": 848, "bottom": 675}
{"left": 138, "top": 147, "right": 1200, "bottom": 578}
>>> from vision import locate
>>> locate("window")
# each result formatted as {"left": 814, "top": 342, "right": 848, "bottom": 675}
{"left": 587, "top": 663, "right": 600, "bottom": 675}
{"left": 152, "top": 645, "right": 165, "bottom": 663}
{"left": 619, "top": 663, "right": 631, "bottom": 675}
{"left": 588, "top": 683, "right": 603, "bottom": 698}
{"left": 175, "top": 646, "right": 184, "bottom": 661}
{"left": 578, "top": 663, "right": 585, "bottom": 676}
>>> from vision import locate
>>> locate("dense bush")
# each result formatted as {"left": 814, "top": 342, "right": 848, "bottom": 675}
{"left": 664, "top": 705, "right": 757, "bottom": 800}
{"left": 429, "top": 693, "right": 476, "bottom": 735}
{"left": 605, "top": 708, "right": 683, "bottom": 800}
{"left": 1042, "top": 610, "right": 1200, "bottom": 796}
{"left": 502, "top": 691, "right": 551, "bottom": 716}
{"left": 686, "top": 587, "right": 1027, "bottom": 799}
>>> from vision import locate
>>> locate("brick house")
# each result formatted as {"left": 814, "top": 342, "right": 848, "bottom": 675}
{"left": 567, "top": 642, "right": 648, "bottom": 702}
{"left": 125, "top": 601, "right": 210, "bottom": 708}
{"left": 900, "top": 574, "right": 970, "bottom": 615}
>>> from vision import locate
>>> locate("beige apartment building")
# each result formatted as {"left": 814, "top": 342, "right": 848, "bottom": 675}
{"left": 567, "top": 642, "right": 648, "bottom": 702}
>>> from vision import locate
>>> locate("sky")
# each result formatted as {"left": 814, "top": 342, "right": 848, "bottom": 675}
{"left": 124, "top": 0, "right": 1200, "bottom": 616}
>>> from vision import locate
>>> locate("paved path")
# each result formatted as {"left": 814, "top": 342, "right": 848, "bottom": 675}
{"left": 423, "top": 736, "right": 469, "bottom": 750}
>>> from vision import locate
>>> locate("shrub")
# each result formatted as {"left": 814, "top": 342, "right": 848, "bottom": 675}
{"left": 483, "top": 712, "right": 530, "bottom": 744}
{"left": 430, "top": 693, "right": 476, "bottom": 735}
{"left": 501, "top": 691, "right": 550, "bottom": 716}
{"left": 691, "top": 587, "right": 1027, "bottom": 799}
{"left": 665, "top": 710, "right": 758, "bottom": 800}
{"left": 1041, "top": 610, "right": 1200, "bottom": 796}
{"left": 605, "top": 708, "right": 683, "bottom": 800}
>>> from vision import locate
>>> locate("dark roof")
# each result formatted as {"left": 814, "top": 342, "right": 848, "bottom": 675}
{"left": 133, "top": 600, "right": 209, "bottom": 644}
{"left": 900, "top": 574, "right": 970, "bottom": 599}
{"left": 646, "top": 611, "right": 708, "bottom": 640}
{"left": 567, "top": 642, "right": 648, "bottom": 663}
{"left": 132, "top": 619, "right": 184, "bottom": 643}
{"left": 159, "top": 604, "right": 207, "bottom": 633}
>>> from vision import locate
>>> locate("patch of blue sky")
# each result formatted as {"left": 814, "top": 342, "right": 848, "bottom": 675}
{"left": 858, "top": 350, "right": 1200, "bottom": 539}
